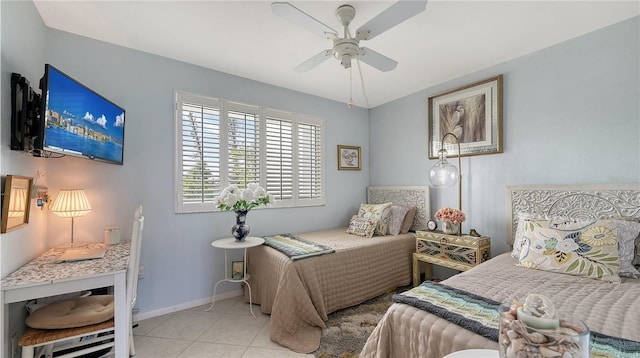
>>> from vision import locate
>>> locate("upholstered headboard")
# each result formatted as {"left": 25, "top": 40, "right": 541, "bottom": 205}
{"left": 506, "top": 184, "right": 640, "bottom": 245}
{"left": 367, "top": 186, "right": 430, "bottom": 231}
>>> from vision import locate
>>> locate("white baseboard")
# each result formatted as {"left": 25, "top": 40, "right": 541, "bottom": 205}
{"left": 132, "top": 289, "right": 243, "bottom": 322}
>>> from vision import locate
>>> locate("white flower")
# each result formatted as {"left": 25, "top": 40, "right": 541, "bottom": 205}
{"left": 241, "top": 189, "right": 255, "bottom": 202}
{"left": 216, "top": 183, "right": 270, "bottom": 211}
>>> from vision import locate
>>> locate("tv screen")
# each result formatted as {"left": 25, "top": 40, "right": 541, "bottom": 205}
{"left": 38, "top": 64, "right": 125, "bottom": 164}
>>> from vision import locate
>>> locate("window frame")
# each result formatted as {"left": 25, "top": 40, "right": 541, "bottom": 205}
{"left": 175, "top": 91, "right": 325, "bottom": 213}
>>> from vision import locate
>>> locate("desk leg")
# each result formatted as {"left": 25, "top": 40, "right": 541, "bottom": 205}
{"left": 113, "top": 271, "right": 128, "bottom": 358}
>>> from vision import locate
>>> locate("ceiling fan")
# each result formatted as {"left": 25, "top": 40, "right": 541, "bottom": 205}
{"left": 272, "top": 1, "right": 427, "bottom": 73}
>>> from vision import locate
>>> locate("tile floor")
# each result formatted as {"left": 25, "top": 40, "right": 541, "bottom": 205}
{"left": 131, "top": 296, "right": 314, "bottom": 358}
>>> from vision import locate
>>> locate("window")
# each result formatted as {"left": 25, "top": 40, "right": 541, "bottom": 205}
{"left": 175, "top": 92, "right": 324, "bottom": 213}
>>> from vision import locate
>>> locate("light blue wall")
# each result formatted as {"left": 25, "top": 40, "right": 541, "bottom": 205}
{"left": 1, "top": 1, "right": 370, "bottom": 319}
{"left": 370, "top": 16, "right": 640, "bottom": 266}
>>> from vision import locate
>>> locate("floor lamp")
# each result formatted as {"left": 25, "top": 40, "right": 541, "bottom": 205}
{"left": 51, "top": 189, "right": 92, "bottom": 247}
{"left": 429, "top": 132, "right": 463, "bottom": 235}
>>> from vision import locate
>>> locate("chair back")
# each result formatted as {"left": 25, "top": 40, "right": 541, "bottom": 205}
{"left": 126, "top": 205, "right": 144, "bottom": 308}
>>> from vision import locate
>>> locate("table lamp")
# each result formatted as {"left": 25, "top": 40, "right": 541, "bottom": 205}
{"left": 429, "top": 132, "right": 463, "bottom": 235}
{"left": 51, "top": 189, "right": 91, "bottom": 247}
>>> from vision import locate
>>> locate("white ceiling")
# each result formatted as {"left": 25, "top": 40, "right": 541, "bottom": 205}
{"left": 33, "top": 1, "right": 639, "bottom": 109}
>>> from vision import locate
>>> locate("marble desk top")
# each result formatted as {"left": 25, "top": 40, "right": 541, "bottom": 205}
{"left": 1, "top": 241, "right": 130, "bottom": 290}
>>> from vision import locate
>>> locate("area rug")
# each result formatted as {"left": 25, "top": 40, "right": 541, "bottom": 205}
{"left": 313, "top": 286, "right": 411, "bottom": 358}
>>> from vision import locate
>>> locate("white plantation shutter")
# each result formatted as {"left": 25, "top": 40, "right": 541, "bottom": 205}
{"left": 227, "top": 103, "right": 260, "bottom": 187}
{"left": 176, "top": 93, "right": 221, "bottom": 212}
{"left": 298, "top": 120, "right": 323, "bottom": 203}
{"left": 175, "top": 91, "right": 324, "bottom": 213}
{"left": 266, "top": 114, "right": 294, "bottom": 201}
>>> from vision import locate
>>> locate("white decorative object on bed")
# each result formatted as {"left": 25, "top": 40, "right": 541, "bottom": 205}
{"left": 245, "top": 186, "right": 430, "bottom": 353}
{"left": 361, "top": 183, "right": 640, "bottom": 358}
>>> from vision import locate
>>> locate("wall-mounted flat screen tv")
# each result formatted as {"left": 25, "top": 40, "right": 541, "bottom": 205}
{"left": 37, "top": 64, "right": 125, "bottom": 165}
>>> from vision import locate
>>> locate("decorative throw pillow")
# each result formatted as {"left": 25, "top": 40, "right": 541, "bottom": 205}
{"left": 388, "top": 206, "right": 410, "bottom": 235}
{"left": 358, "top": 202, "right": 393, "bottom": 235}
{"left": 517, "top": 219, "right": 621, "bottom": 283}
{"left": 512, "top": 215, "right": 593, "bottom": 259}
{"left": 511, "top": 213, "right": 532, "bottom": 259}
{"left": 401, "top": 206, "right": 417, "bottom": 234}
{"left": 614, "top": 219, "right": 640, "bottom": 278}
{"left": 346, "top": 215, "right": 377, "bottom": 238}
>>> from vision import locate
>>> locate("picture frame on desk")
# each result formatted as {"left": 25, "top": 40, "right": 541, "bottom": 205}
{"left": 231, "top": 261, "right": 244, "bottom": 280}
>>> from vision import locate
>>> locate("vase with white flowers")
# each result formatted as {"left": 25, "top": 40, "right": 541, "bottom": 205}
{"left": 217, "top": 183, "right": 271, "bottom": 242}
{"left": 434, "top": 207, "right": 466, "bottom": 235}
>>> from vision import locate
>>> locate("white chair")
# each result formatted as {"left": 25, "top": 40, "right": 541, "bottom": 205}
{"left": 18, "top": 206, "right": 144, "bottom": 358}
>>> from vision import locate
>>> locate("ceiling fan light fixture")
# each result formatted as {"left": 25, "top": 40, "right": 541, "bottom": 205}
{"left": 273, "top": 1, "right": 427, "bottom": 72}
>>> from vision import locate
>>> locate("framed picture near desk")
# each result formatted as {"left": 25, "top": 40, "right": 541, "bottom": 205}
{"left": 1, "top": 175, "right": 33, "bottom": 233}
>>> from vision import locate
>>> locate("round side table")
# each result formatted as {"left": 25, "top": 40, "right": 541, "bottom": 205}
{"left": 206, "top": 236, "right": 264, "bottom": 317}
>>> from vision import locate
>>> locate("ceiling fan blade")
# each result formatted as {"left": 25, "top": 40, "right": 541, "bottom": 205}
{"left": 294, "top": 50, "right": 333, "bottom": 72}
{"left": 358, "top": 47, "right": 398, "bottom": 72}
{"left": 356, "top": 0, "right": 427, "bottom": 41}
{"left": 272, "top": 2, "right": 338, "bottom": 39}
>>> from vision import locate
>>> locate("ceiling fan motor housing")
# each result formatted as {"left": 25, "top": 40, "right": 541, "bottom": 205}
{"left": 333, "top": 38, "right": 361, "bottom": 69}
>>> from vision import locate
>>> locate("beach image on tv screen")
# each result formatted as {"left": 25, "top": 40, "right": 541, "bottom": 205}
{"left": 43, "top": 67, "right": 124, "bottom": 163}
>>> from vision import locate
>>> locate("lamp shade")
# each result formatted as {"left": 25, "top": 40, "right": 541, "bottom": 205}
{"left": 51, "top": 189, "right": 91, "bottom": 218}
{"left": 7, "top": 187, "right": 28, "bottom": 218}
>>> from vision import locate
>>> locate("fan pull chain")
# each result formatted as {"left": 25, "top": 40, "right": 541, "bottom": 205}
{"left": 355, "top": 59, "right": 370, "bottom": 108}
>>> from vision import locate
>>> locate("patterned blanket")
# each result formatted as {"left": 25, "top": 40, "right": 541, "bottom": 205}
{"left": 263, "top": 233, "right": 335, "bottom": 261}
{"left": 393, "top": 281, "right": 640, "bottom": 358}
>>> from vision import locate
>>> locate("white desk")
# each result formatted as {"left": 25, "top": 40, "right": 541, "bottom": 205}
{"left": 207, "top": 237, "right": 264, "bottom": 317}
{"left": 1, "top": 242, "right": 130, "bottom": 357}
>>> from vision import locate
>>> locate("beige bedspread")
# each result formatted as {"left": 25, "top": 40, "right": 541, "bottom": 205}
{"left": 361, "top": 253, "right": 640, "bottom": 358}
{"left": 244, "top": 228, "right": 415, "bottom": 353}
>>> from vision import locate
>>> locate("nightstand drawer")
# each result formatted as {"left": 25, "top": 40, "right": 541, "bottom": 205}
{"left": 416, "top": 231, "right": 491, "bottom": 268}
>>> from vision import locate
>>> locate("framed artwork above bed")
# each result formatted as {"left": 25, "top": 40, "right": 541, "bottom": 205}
{"left": 428, "top": 75, "right": 503, "bottom": 159}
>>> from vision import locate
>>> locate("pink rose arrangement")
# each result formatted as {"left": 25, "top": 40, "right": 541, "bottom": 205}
{"left": 434, "top": 207, "right": 466, "bottom": 224}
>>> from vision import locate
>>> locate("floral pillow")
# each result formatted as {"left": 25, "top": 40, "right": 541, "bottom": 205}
{"left": 346, "top": 215, "right": 377, "bottom": 238}
{"left": 358, "top": 202, "right": 392, "bottom": 235}
{"left": 388, "top": 206, "right": 410, "bottom": 235}
{"left": 517, "top": 219, "right": 621, "bottom": 283}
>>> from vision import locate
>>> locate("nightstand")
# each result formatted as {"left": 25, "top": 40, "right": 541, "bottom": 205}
{"left": 413, "top": 230, "right": 491, "bottom": 286}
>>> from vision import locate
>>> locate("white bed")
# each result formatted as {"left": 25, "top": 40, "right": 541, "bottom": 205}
{"left": 361, "top": 184, "right": 640, "bottom": 358}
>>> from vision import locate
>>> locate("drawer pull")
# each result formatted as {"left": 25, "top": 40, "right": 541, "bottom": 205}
{"left": 440, "top": 238, "right": 448, "bottom": 245}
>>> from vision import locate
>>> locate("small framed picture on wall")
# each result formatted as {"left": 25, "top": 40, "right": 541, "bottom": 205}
{"left": 337, "top": 145, "right": 361, "bottom": 170}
